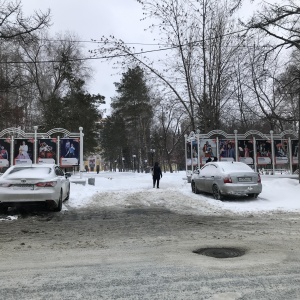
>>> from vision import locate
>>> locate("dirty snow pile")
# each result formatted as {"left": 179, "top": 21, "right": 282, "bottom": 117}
{"left": 68, "top": 171, "right": 300, "bottom": 215}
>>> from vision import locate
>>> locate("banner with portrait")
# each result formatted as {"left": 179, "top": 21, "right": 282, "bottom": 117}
{"left": 60, "top": 138, "right": 79, "bottom": 166}
{"left": 14, "top": 138, "right": 34, "bottom": 165}
{"left": 256, "top": 140, "right": 272, "bottom": 165}
{"left": 200, "top": 139, "right": 217, "bottom": 164}
{"left": 219, "top": 139, "right": 236, "bottom": 162}
{"left": 38, "top": 138, "right": 57, "bottom": 164}
{"left": 237, "top": 139, "right": 254, "bottom": 165}
{"left": 186, "top": 140, "right": 198, "bottom": 166}
{"left": 88, "top": 156, "right": 96, "bottom": 171}
{"left": 0, "top": 138, "right": 11, "bottom": 168}
{"left": 273, "top": 139, "right": 289, "bottom": 165}
{"left": 291, "top": 140, "right": 299, "bottom": 165}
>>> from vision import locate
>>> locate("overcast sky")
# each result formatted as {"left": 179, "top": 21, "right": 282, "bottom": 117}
{"left": 21, "top": 0, "right": 255, "bottom": 115}
{"left": 21, "top": 0, "right": 155, "bottom": 114}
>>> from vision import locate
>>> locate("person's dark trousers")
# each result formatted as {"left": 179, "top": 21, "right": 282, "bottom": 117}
{"left": 153, "top": 178, "right": 160, "bottom": 188}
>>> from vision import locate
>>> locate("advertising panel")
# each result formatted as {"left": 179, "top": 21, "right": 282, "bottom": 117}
{"left": 291, "top": 140, "right": 299, "bottom": 165}
{"left": 14, "top": 139, "right": 34, "bottom": 164}
{"left": 256, "top": 140, "right": 272, "bottom": 165}
{"left": 88, "top": 156, "right": 96, "bottom": 171}
{"left": 60, "top": 138, "right": 79, "bottom": 166}
{"left": 219, "top": 139, "right": 236, "bottom": 162}
{"left": 38, "top": 138, "right": 57, "bottom": 164}
{"left": 186, "top": 140, "right": 198, "bottom": 166}
{"left": 0, "top": 138, "right": 11, "bottom": 168}
{"left": 237, "top": 139, "right": 254, "bottom": 165}
{"left": 274, "top": 139, "right": 289, "bottom": 165}
{"left": 200, "top": 139, "right": 217, "bottom": 164}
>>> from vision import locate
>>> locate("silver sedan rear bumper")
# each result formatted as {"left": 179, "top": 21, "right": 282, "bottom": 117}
{"left": 220, "top": 184, "right": 262, "bottom": 196}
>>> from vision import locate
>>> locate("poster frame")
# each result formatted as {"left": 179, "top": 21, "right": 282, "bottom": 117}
{"left": 0, "top": 127, "right": 84, "bottom": 171}
{"left": 185, "top": 129, "right": 298, "bottom": 175}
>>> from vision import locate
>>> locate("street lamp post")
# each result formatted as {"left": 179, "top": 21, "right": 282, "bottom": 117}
{"left": 79, "top": 127, "right": 84, "bottom": 172}
{"left": 33, "top": 125, "right": 38, "bottom": 164}
{"left": 150, "top": 149, "right": 155, "bottom": 166}
{"left": 122, "top": 157, "right": 125, "bottom": 172}
{"left": 132, "top": 154, "right": 136, "bottom": 172}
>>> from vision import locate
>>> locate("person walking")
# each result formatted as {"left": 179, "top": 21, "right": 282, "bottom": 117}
{"left": 152, "top": 161, "right": 162, "bottom": 188}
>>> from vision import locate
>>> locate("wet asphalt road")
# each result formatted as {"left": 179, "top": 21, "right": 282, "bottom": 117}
{"left": 1, "top": 205, "right": 300, "bottom": 299}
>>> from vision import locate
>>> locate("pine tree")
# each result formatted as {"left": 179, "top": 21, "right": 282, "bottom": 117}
{"left": 108, "top": 66, "right": 153, "bottom": 171}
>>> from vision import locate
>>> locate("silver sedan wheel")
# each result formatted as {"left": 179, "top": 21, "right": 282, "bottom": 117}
{"left": 212, "top": 184, "right": 223, "bottom": 200}
{"left": 192, "top": 182, "right": 200, "bottom": 194}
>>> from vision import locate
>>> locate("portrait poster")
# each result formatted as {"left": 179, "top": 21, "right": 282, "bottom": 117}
{"left": 291, "top": 140, "right": 299, "bottom": 165}
{"left": 38, "top": 138, "right": 57, "bottom": 164}
{"left": 273, "top": 139, "right": 288, "bottom": 165}
{"left": 0, "top": 138, "right": 11, "bottom": 168}
{"left": 14, "top": 138, "right": 34, "bottom": 165}
{"left": 256, "top": 140, "right": 272, "bottom": 165}
{"left": 88, "top": 156, "right": 96, "bottom": 171}
{"left": 60, "top": 138, "right": 79, "bottom": 166}
{"left": 186, "top": 140, "right": 198, "bottom": 166}
{"left": 237, "top": 139, "right": 254, "bottom": 165}
{"left": 219, "top": 139, "right": 236, "bottom": 162}
{"left": 200, "top": 139, "right": 217, "bottom": 164}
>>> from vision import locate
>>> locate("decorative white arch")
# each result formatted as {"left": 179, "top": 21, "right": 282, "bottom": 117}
{"left": 0, "top": 126, "right": 84, "bottom": 171}
{"left": 185, "top": 129, "right": 299, "bottom": 176}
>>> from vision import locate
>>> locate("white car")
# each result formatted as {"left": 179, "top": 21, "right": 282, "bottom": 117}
{"left": 0, "top": 164, "right": 71, "bottom": 212}
{"left": 191, "top": 161, "right": 262, "bottom": 200}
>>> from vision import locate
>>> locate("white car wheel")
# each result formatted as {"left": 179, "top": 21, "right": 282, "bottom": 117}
{"left": 53, "top": 190, "right": 63, "bottom": 212}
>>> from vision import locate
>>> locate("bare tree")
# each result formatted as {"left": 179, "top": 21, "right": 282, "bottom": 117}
{"left": 151, "top": 91, "right": 188, "bottom": 172}
{"left": 93, "top": 0, "right": 245, "bottom": 133}
{"left": 245, "top": 0, "right": 300, "bottom": 178}
{"left": 0, "top": 0, "right": 50, "bottom": 39}
{"left": 245, "top": 0, "right": 300, "bottom": 51}
{"left": 12, "top": 32, "right": 92, "bottom": 128}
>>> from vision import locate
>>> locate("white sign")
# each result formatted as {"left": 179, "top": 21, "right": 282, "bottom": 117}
{"left": 275, "top": 156, "right": 288, "bottom": 165}
{"left": 61, "top": 157, "right": 78, "bottom": 166}
{"left": 38, "top": 158, "right": 55, "bottom": 164}
{"left": 15, "top": 159, "right": 32, "bottom": 165}
{"left": 186, "top": 158, "right": 198, "bottom": 166}
{"left": 257, "top": 157, "right": 271, "bottom": 165}
{"left": 0, "top": 159, "right": 9, "bottom": 167}
{"left": 239, "top": 157, "right": 254, "bottom": 165}
{"left": 220, "top": 157, "right": 234, "bottom": 162}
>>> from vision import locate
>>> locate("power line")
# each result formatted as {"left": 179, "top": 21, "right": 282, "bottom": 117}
{"left": 33, "top": 28, "right": 248, "bottom": 46}
{"left": 0, "top": 28, "right": 274, "bottom": 65}
{"left": 45, "top": 38, "right": 165, "bottom": 46}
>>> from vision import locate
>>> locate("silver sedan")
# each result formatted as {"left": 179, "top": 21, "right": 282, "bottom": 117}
{"left": 0, "top": 164, "right": 71, "bottom": 212}
{"left": 191, "top": 161, "right": 262, "bottom": 200}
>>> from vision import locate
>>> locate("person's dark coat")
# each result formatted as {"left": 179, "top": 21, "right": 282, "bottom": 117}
{"left": 206, "top": 157, "right": 212, "bottom": 163}
{"left": 153, "top": 162, "right": 162, "bottom": 179}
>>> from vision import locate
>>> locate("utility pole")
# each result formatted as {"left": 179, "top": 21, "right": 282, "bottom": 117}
{"left": 298, "top": 76, "right": 300, "bottom": 183}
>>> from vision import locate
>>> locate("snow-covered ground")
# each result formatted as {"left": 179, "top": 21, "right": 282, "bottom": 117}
{"left": 67, "top": 171, "right": 300, "bottom": 216}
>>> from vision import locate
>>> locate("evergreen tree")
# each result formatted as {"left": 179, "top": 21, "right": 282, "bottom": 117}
{"left": 43, "top": 78, "right": 105, "bottom": 154}
{"left": 99, "top": 113, "right": 130, "bottom": 170}
{"left": 110, "top": 66, "right": 153, "bottom": 170}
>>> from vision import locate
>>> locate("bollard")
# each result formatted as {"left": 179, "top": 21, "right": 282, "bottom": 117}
{"left": 88, "top": 177, "right": 95, "bottom": 185}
